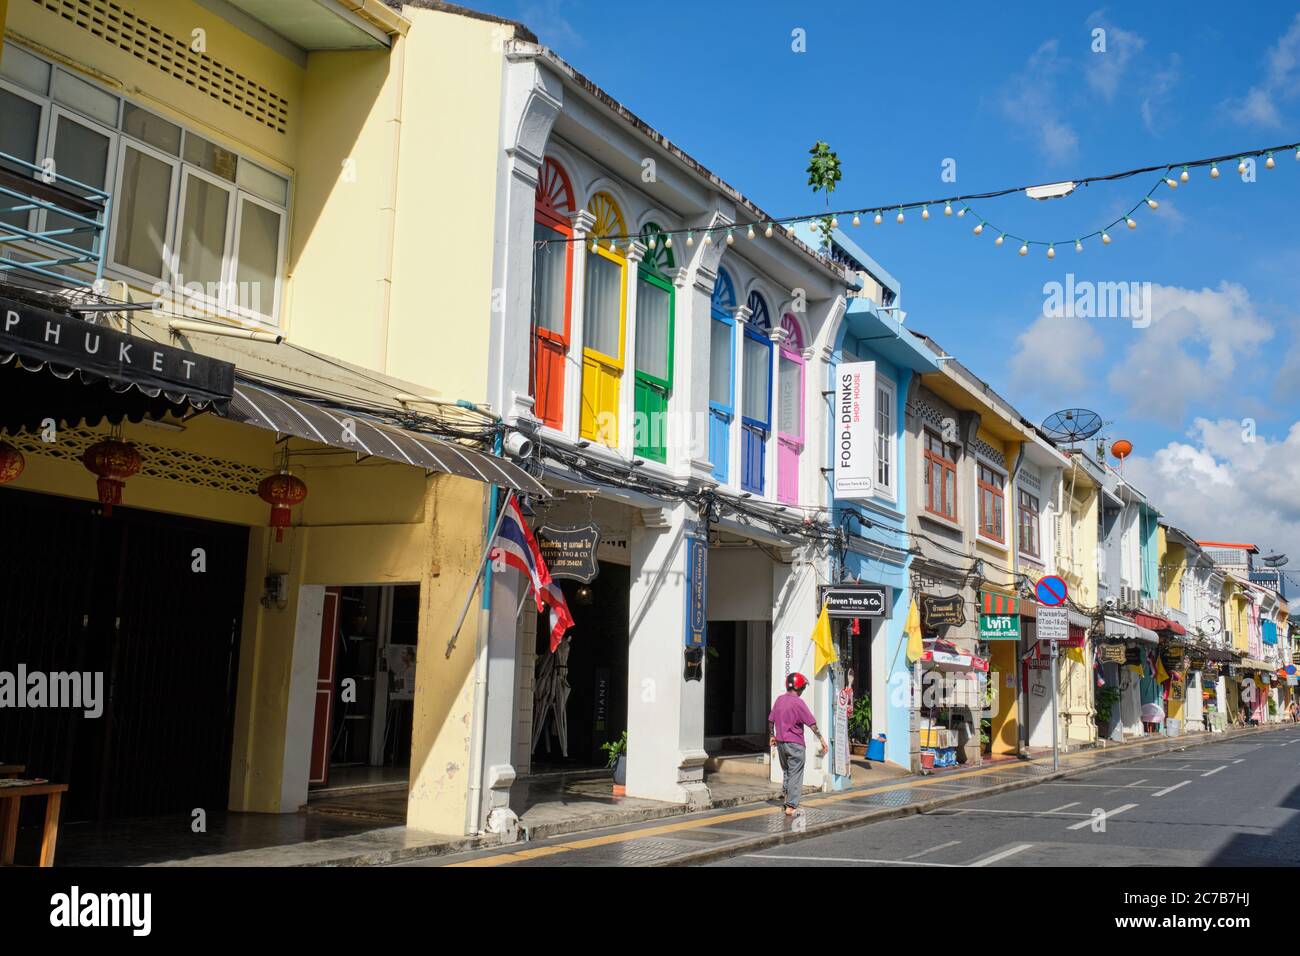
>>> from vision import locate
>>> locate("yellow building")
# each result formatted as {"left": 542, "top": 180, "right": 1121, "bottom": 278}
{"left": 0, "top": 0, "right": 545, "bottom": 844}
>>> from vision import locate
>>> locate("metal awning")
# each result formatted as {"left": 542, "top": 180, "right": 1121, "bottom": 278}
{"left": 226, "top": 379, "right": 547, "bottom": 497}
{"left": 1103, "top": 614, "right": 1159, "bottom": 643}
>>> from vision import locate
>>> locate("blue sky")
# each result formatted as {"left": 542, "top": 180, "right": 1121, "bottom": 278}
{"left": 476, "top": 0, "right": 1300, "bottom": 564}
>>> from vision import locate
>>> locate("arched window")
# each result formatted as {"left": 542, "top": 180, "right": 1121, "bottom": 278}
{"left": 776, "top": 312, "right": 805, "bottom": 504}
{"left": 740, "top": 292, "right": 774, "bottom": 495}
{"left": 580, "top": 190, "right": 628, "bottom": 447}
{"left": 531, "top": 158, "right": 574, "bottom": 428}
{"left": 708, "top": 268, "right": 737, "bottom": 482}
{"left": 633, "top": 223, "right": 674, "bottom": 462}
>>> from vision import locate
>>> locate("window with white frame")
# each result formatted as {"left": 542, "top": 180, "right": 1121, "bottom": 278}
{"left": 875, "top": 376, "right": 895, "bottom": 496}
{"left": 0, "top": 42, "right": 289, "bottom": 324}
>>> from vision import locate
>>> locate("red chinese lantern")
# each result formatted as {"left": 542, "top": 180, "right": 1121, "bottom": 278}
{"left": 0, "top": 441, "right": 24, "bottom": 484}
{"left": 82, "top": 438, "right": 141, "bottom": 516}
{"left": 258, "top": 471, "right": 308, "bottom": 542}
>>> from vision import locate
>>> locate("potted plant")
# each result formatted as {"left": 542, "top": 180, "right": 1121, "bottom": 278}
{"left": 600, "top": 731, "right": 627, "bottom": 793}
{"left": 1094, "top": 685, "right": 1122, "bottom": 738}
{"left": 848, "top": 694, "right": 872, "bottom": 754}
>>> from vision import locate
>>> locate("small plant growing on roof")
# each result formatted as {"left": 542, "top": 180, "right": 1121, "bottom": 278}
{"left": 806, "top": 140, "right": 842, "bottom": 250}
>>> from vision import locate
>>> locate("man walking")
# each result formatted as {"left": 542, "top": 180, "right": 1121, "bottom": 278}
{"left": 769, "top": 673, "right": 828, "bottom": 816}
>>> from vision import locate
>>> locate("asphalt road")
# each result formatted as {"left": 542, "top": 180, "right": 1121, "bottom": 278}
{"left": 707, "top": 732, "right": 1300, "bottom": 867}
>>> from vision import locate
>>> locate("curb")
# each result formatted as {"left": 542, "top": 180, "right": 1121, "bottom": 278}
{"left": 655, "top": 723, "right": 1286, "bottom": 867}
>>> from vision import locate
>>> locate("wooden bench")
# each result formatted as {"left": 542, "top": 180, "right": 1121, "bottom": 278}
{"left": 0, "top": 780, "right": 68, "bottom": 867}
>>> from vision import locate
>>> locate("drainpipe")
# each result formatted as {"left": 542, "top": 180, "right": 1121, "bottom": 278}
{"left": 464, "top": 431, "right": 503, "bottom": 837}
{"left": 376, "top": 31, "right": 406, "bottom": 372}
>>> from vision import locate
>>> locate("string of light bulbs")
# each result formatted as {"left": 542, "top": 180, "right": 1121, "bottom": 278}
{"left": 546, "top": 139, "right": 1300, "bottom": 258}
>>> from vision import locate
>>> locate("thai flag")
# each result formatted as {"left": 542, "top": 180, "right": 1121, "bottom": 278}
{"left": 490, "top": 494, "right": 574, "bottom": 652}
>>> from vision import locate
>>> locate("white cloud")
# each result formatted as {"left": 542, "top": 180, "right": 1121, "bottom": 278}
{"left": 1225, "top": 12, "right": 1300, "bottom": 127}
{"left": 519, "top": 0, "right": 584, "bottom": 50}
{"left": 1009, "top": 313, "right": 1104, "bottom": 398}
{"left": 1104, "top": 282, "right": 1273, "bottom": 426}
{"left": 1085, "top": 13, "right": 1146, "bottom": 100}
{"left": 1001, "top": 40, "right": 1080, "bottom": 163}
{"left": 1124, "top": 419, "right": 1300, "bottom": 568}
{"left": 1140, "top": 55, "right": 1181, "bottom": 135}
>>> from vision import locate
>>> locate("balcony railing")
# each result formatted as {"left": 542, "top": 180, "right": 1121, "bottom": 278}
{"left": 0, "top": 150, "right": 110, "bottom": 290}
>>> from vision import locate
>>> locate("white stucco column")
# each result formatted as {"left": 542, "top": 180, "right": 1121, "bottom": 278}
{"left": 564, "top": 209, "right": 597, "bottom": 440}
{"left": 626, "top": 502, "right": 709, "bottom": 805}
{"left": 476, "top": 564, "right": 523, "bottom": 840}
{"left": 490, "top": 56, "right": 562, "bottom": 424}
{"left": 729, "top": 304, "right": 752, "bottom": 494}
{"left": 769, "top": 548, "right": 825, "bottom": 788}
{"left": 768, "top": 324, "right": 790, "bottom": 500}
{"left": 619, "top": 240, "right": 646, "bottom": 457}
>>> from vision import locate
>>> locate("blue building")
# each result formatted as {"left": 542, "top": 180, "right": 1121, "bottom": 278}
{"left": 797, "top": 225, "right": 941, "bottom": 771}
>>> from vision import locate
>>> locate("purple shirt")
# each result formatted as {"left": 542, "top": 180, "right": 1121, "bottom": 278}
{"left": 769, "top": 693, "right": 817, "bottom": 744}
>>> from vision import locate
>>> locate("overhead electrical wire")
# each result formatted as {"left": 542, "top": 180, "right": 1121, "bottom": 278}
{"left": 537, "top": 138, "right": 1300, "bottom": 258}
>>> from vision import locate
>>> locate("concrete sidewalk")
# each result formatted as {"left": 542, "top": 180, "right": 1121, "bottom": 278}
{"left": 422, "top": 724, "right": 1294, "bottom": 868}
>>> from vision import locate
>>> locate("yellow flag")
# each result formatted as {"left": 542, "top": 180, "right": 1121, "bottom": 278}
{"left": 905, "top": 598, "right": 924, "bottom": 663}
{"left": 812, "top": 603, "right": 837, "bottom": 674}
{"left": 1155, "top": 656, "right": 1170, "bottom": 684}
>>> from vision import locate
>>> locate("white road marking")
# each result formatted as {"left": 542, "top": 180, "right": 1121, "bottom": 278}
{"left": 1042, "top": 782, "right": 1159, "bottom": 790}
{"left": 932, "top": 807, "right": 1089, "bottom": 817}
{"left": 1066, "top": 803, "right": 1138, "bottom": 830}
{"left": 1126, "top": 780, "right": 1149, "bottom": 787}
{"left": 745, "top": 854, "right": 958, "bottom": 867}
{"left": 1151, "top": 780, "right": 1192, "bottom": 797}
{"left": 1233, "top": 759, "right": 1246, "bottom": 764}
{"left": 1201, "top": 765, "right": 1228, "bottom": 777}
{"left": 904, "top": 839, "right": 962, "bottom": 860}
{"left": 969, "top": 843, "right": 1035, "bottom": 867}
{"left": 1044, "top": 802, "right": 1082, "bottom": 814}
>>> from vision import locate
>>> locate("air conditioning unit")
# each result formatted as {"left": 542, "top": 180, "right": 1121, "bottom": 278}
{"left": 1119, "top": 586, "right": 1140, "bottom": 609}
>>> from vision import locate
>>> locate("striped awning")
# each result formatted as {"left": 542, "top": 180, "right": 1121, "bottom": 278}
{"left": 981, "top": 589, "right": 1020, "bottom": 615}
{"left": 226, "top": 379, "right": 547, "bottom": 497}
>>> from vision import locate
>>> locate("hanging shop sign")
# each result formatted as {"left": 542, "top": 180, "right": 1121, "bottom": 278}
{"left": 683, "top": 534, "right": 707, "bottom": 649}
{"left": 537, "top": 524, "right": 601, "bottom": 582}
{"left": 820, "top": 585, "right": 886, "bottom": 618}
{"left": 1036, "top": 605, "right": 1070, "bottom": 642}
{"left": 979, "top": 614, "right": 1020, "bottom": 641}
{"left": 922, "top": 594, "right": 966, "bottom": 629}
{"left": 1293, "top": 651, "right": 1300, "bottom": 665}
{"left": 1164, "top": 645, "right": 1185, "bottom": 661}
{"left": 1170, "top": 674, "right": 1185, "bottom": 702}
{"left": 1188, "top": 657, "right": 1207, "bottom": 672}
{"left": 832, "top": 360, "right": 876, "bottom": 502}
{"left": 1100, "top": 642, "right": 1128, "bottom": 664}
{"left": 1126, "top": 647, "right": 1143, "bottom": 666}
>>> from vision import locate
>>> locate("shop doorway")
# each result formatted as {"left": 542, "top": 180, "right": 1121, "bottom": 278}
{"left": 0, "top": 486, "right": 248, "bottom": 822}
{"left": 308, "top": 584, "right": 418, "bottom": 791}
{"left": 704, "top": 621, "right": 771, "bottom": 745}
{"left": 530, "top": 565, "right": 630, "bottom": 771}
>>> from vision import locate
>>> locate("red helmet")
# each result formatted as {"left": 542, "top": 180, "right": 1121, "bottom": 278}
{"left": 786, "top": 672, "right": 808, "bottom": 692}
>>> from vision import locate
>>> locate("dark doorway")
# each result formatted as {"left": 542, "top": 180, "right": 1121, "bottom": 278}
{"left": 531, "top": 565, "right": 629, "bottom": 770}
{"left": 0, "top": 486, "right": 248, "bottom": 822}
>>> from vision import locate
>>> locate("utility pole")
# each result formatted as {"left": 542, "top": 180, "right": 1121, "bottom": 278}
{"left": 1050, "top": 638, "right": 1060, "bottom": 772}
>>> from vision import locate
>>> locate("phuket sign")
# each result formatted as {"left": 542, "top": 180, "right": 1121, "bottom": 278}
{"left": 833, "top": 360, "right": 876, "bottom": 501}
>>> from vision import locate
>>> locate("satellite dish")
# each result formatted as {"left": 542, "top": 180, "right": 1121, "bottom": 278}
{"left": 1041, "top": 408, "right": 1103, "bottom": 444}
{"left": 1262, "top": 553, "right": 1289, "bottom": 568}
